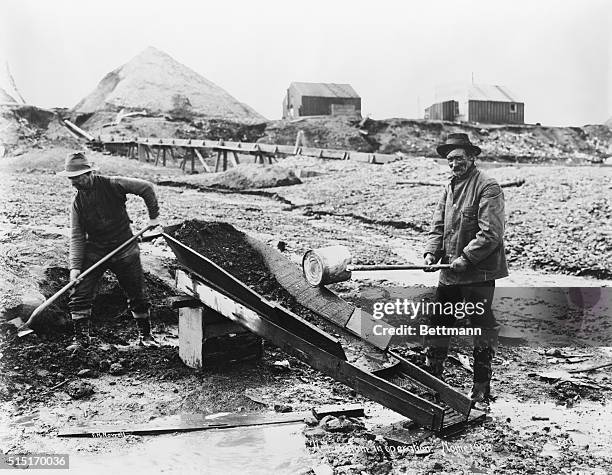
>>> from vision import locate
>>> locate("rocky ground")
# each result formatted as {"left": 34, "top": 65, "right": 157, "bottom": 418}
{"left": 0, "top": 139, "right": 611, "bottom": 473}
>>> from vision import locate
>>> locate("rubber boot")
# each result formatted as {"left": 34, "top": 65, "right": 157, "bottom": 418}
{"left": 469, "top": 325, "right": 500, "bottom": 404}
{"left": 134, "top": 313, "right": 159, "bottom": 347}
{"left": 66, "top": 318, "right": 91, "bottom": 352}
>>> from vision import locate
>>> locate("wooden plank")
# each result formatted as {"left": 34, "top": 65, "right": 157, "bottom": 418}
{"left": 94, "top": 136, "right": 399, "bottom": 164}
{"left": 58, "top": 411, "right": 311, "bottom": 437}
{"left": 179, "top": 307, "right": 204, "bottom": 369}
{"left": 313, "top": 404, "right": 365, "bottom": 419}
{"left": 194, "top": 148, "right": 211, "bottom": 173}
{"left": 214, "top": 150, "right": 222, "bottom": 172}
{"left": 175, "top": 270, "right": 346, "bottom": 360}
{"left": 348, "top": 151, "right": 371, "bottom": 163}
{"left": 321, "top": 150, "right": 347, "bottom": 160}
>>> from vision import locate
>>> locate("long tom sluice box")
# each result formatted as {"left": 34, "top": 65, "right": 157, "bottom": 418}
{"left": 162, "top": 228, "right": 480, "bottom": 433}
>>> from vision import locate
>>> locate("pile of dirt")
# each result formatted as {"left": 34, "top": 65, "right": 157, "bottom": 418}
{"left": 73, "top": 46, "right": 264, "bottom": 122}
{"left": 170, "top": 220, "right": 302, "bottom": 307}
{"left": 0, "top": 266, "right": 183, "bottom": 404}
{"left": 209, "top": 164, "right": 301, "bottom": 190}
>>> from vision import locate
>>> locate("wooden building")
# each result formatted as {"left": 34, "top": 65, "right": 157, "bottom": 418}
{"left": 425, "top": 83, "right": 524, "bottom": 124}
{"left": 283, "top": 82, "right": 361, "bottom": 119}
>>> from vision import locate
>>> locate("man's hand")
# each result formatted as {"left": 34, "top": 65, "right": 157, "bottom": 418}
{"left": 450, "top": 256, "right": 469, "bottom": 273}
{"left": 70, "top": 269, "right": 82, "bottom": 281}
{"left": 423, "top": 253, "right": 437, "bottom": 272}
{"left": 148, "top": 217, "right": 162, "bottom": 229}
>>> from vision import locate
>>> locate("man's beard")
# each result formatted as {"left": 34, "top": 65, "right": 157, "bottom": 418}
{"left": 451, "top": 161, "right": 473, "bottom": 177}
{"left": 72, "top": 182, "right": 92, "bottom": 190}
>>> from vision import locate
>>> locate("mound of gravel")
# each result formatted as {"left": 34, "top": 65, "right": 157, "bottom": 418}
{"left": 73, "top": 46, "right": 264, "bottom": 121}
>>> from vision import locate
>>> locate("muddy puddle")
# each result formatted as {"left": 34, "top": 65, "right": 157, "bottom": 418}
{"left": 65, "top": 423, "right": 315, "bottom": 474}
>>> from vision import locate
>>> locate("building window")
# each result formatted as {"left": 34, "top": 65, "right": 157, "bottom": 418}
{"left": 509, "top": 103, "right": 517, "bottom": 113}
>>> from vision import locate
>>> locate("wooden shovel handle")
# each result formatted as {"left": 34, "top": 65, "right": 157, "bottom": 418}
{"left": 347, "top": 264, "right": 451, "bottom": 271}
{"left": 20, "top": 226, "right": 154, "bottom": 331}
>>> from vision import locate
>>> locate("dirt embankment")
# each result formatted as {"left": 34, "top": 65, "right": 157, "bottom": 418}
{"left": 84, "top": 113, "right": 611, "bottom": 163}
{"left": 17, "top": 110, "right": 606, "bottom": 164}
{"left": 0, "top": 106, "right": 79, "bottom": 156}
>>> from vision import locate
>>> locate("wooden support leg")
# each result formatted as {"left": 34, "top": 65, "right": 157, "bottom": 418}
{"left": 232, "top": 151, "right": 240, "bottom": 166}
{"left": 154, "top": 147, "right": 160, "bottom": 166}
{"left": 162, "top": 148, "right": 167, "bottom": 166}
{"left": 223, "top": 150, "right": 228, "bottom": 171}
{"left": 215, "top": 150, "right": 222, "bottom": 172}
{"left": 191, "top": 149, "right": 196, "bottom": 174}
{"left": 194, "top": 149, "right": 211, "bottom": 173}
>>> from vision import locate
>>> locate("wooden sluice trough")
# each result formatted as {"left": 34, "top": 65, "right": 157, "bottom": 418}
{"left": 161, "top": 227, "right": 484, "bottom": 433}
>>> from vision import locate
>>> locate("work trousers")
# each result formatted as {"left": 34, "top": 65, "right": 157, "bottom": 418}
{"left": 424, "top": 280, "right": 499, "bottom": 383}
{"left": 68, "top": 243, "right": 150, "bottom": 320}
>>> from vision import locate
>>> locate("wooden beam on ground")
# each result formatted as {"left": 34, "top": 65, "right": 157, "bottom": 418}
{"left": 313, "top": 404, "right": 365, "bottom": 419}
{"left": 58, "top": 411, "right": 311, "bottom": 438}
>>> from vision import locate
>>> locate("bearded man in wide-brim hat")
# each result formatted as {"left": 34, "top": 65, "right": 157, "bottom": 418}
{"left": 423, "top": 133, "right": 508, "bottom": 405}
{"left": 56, "top": 151, "right": 162, "bottom": 350}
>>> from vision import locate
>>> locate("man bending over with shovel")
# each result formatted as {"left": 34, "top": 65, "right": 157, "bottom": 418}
{"left": 423, "top": 134, "right": 508, "bottom": 405}
{"left": 59, "top": 151, "right": 161, "bottom": 350}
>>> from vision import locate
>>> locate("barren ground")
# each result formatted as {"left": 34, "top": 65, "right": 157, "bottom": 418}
{"left": 0, "top": 146, "right": 611, "bottom": 474}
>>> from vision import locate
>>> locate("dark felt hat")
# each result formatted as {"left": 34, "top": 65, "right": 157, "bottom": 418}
{"left": 436, "top": 133, "right": 481, "bottom": 158}
{"left": 57, "top": 152, "right": 98, "bottom": 177}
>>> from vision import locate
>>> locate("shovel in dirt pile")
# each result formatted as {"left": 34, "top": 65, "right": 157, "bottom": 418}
{"left": 302, "top": 245, "right": 450, "bottom": 287}
{"left": 17, "top": 226, "right": 156, "bottom": 338}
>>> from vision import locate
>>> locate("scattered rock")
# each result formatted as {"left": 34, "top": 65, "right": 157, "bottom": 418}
{"left": 109, "top": 363, "right": 124, "bottom": 375}
{"left": 273, "top": 360, "right": 291, "bottom": 372}
{"left": 312, "top": 464, "right": 334, "bottom": 475}
{"left": 77, "top": 369, "right": 97, "bottom": 378}
{"left": 65, "top": 381, "right": 94, "bottom": 399}
{"left": 319, "top": 415, "right": 362, "bottom": 433}
{"left": 274, "top": 403, "right": 293, "bottom": 413}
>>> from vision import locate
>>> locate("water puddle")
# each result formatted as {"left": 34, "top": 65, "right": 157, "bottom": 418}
{"left": 67, "top": 423, "right": 316, "bottom": 474}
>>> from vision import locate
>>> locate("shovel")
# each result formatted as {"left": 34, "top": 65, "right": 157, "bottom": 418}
{"left": 17, "top": 226, "right": 155, "bottom": 338}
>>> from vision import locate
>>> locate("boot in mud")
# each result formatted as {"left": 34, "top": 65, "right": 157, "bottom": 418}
{"left": 134, "top": 315, "right": 159, "bottom": 347}
{"left": 470, "top": 325, "right": 500, "bottom": 408}
{"left": 66, "top": 318, "right": 91, "bottom": 353}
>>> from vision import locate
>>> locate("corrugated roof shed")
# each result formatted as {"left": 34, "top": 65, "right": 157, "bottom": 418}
{"left": 467, "top": 84, "right": 521, "bottom": 102}
{"left": 291, "top": 82, "right": 359, "bottom": 98}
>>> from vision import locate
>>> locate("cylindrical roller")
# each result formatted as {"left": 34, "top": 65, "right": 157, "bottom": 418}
{"left": 302, "top": 245, "right": 353, "bottom": 286}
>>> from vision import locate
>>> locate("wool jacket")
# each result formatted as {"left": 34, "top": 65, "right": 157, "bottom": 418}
{"left": 69, "top": 175, "right": 159, "bottom": 270}
{"left": 424, "top": 165, "right": 509, "bottom": 284}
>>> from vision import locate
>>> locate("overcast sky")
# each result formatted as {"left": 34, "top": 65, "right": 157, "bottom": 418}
{"left": 1, "top": 0, "right": 610, "bottom": 126}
